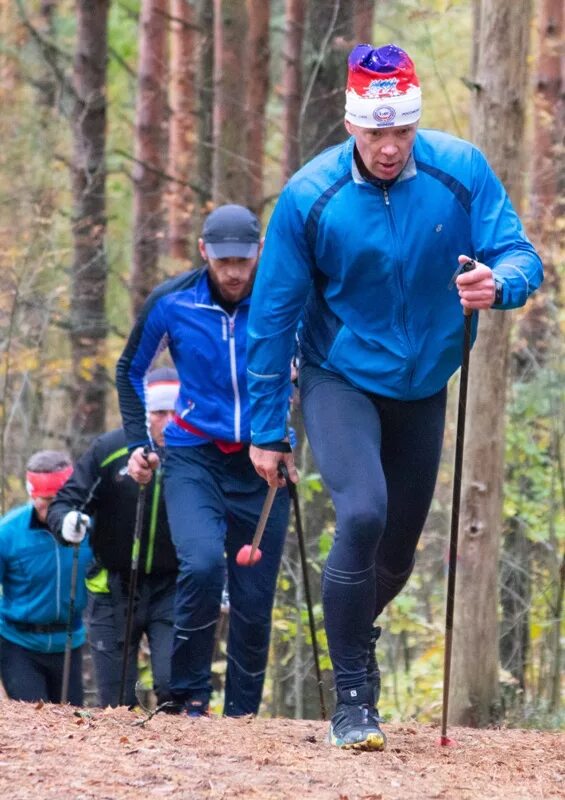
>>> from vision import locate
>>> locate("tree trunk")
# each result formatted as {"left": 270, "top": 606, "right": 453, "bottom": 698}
{"left": 353, "top": 0, "right": 375, "bottom": 43}
{"left": 245, "top": 0, "right": 270, "bottom": 213}
{"left": 282, "top": 0, "right": 306, "bottom": 181}
{"left": 195, "top": 0, "right": 214, "bottom": 204}
{"left": 212, "top": 0, "right": 248, "bottom": 203}
{"left": 167, "top": 0, "right": 197, "bottom": 263}
{"left": 449, "top": 0, "right": 532, "bottom": 727}
{"left": 301, "top": 0, "right": 353, "bottom": 161}
{"left": 69, "top": 0, "right": 109, "bottom": 457}
{"left": 513, "top": 0, "right": 564, "bottom": 374}
{"left": 499, "top": 519, "right": 531, "bottom": 690}
{"left": 130, "top": 0, "right": 168, "bottom": 316}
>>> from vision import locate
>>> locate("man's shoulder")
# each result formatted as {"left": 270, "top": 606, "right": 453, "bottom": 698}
{"left": 0, "top": 504, "right": 29, "bottom": 535}
{"left": 415, "top": 128, "right": 477, "bottom": 163}
{"left": 280, "top": 139, "right": 353, "bottom": 219}
{"left": 88, "top": 429, "right": 130, "bottom": 472}
{"left": 149, "top": 267, "right": 204, "bottom": 304}
{"left": 287, "top": 139, "right": 352, "bottom": 193}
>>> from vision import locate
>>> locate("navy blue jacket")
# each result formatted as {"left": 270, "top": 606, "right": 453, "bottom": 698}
{"left": 116, "top": 268, "right": 252, "bottom": 450}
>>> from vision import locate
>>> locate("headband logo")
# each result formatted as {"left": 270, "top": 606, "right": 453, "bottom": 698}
{"left": 373, "top": 105, "right": 396, "bottom": 124}
{"left": 366, "top": 78, "right": 399, "bottom": 98}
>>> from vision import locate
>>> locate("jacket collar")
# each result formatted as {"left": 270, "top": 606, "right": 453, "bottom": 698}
{"left": 349, "top": 137, "right": 416, "bottom": 187}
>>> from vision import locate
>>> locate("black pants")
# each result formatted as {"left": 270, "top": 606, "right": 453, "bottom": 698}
{"left": 300, "top": 364, "right": 447, "bottom": 693}
{"left": 86, "top": 572, "right": 176, "bottom": 707}
{"left": 0, "top": 636, "right": 83, "bottom": 705}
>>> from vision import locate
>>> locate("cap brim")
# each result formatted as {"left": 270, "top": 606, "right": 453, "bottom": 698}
{"left": 205, "top": 241, "right": 259, "bottom": 259}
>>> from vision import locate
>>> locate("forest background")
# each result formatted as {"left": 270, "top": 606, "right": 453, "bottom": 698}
{"left": 0, "top": 0, "right": 562, "bottom": 732}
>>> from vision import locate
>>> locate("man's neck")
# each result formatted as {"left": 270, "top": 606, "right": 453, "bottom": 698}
{"left": 353, "top": 146, "right": 397, "bottom": 189}
{"left": 206, "top": 273, "right": 240, "bottom": 314}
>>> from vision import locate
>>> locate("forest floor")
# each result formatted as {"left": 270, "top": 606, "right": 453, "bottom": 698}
{"left": 0, "top": 700, "right": 563, "bottom": 800}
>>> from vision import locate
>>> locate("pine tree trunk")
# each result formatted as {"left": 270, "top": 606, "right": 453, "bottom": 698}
{"left": 301, "top": 0, "right": 353, "bottom": 161}
{"left": 353, "top": 0, "right": 375, "bottom": 43}
{"left": 69, "top": 0, "right": 109, "bottom": 457}
{"left": 130, "top": 0, "right": 168, "bottom": 315}
{"left": 245, "top": 0, "right": 270, "bottom": 213}
{"left": 282, "top": 0, "right": 306, "bottom": 181}
{"left": 196, "top": 0, "right": 214, "bottom": 204}
{"left": 168, "top": 0, "right": 197, "bottom": 262}
{"left": 212, "top": 0, "right": 248, "bottom": 203}
{"left": 449, "top": 0, "right": 532, "bottom": 727}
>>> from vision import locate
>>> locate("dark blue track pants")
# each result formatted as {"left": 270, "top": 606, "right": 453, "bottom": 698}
{"left": 0, "top": 636, "right": 83, "bottom": 705}
{"left": 300, "top": 364, "right": 447, "bottom": 693}
{"left": 164, "top": 444, "right": 289, "bottom": 716}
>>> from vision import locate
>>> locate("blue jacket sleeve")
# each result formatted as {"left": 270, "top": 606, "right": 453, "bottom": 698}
{"left": 469, "top": 148, "right": 543, "bottom": 309}
{"left": 116, "top": 293, "right": 169, "bottom": 450}
{"left": 247, "top": 189, "right": 314, "bottom": 444}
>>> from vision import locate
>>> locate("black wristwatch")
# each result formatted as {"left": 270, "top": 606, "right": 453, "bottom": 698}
{"left": 494, "top": 279, "right": 504, "bottom": 306}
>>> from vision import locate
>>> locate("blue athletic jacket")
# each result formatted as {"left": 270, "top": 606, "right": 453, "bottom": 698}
{"left": 116, "top": 268, "right": 252, "bottom": 450}
{"left": 0, "top": 504, "right": 91, "bottom": 653}
{"left": 247, "top": 130, "right": 543, "bottom": 444}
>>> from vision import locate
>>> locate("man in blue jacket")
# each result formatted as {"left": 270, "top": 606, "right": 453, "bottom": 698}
{"left": 247, "top": 44, "right": 543, "bottom": 750}
{"left": 0, "top": 450, "right": 91, "bottom": 705}
{"left": 116, "top": 205, "right": 289, "bottom": 717}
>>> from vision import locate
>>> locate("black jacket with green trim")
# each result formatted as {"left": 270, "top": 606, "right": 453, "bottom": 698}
{"left": 48, "top": 428, "right": 178, "bottom": 577}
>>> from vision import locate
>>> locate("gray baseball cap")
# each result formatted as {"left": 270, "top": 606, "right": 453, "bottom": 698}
{"left": 202, "top": 204, "right": 261, "bottom": 259}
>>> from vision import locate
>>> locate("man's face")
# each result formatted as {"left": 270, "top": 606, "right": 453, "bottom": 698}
{"left": 345, "top": 120, "right": 418, "bottom": 181}
{"left": 33, "top": 496, "right": 55, "bottom": 523}
{"left": 149, "top": 410, "right": 175, "bottom": 447}
{"left": 199, "top": 240, "right": 260, "bottom": 304}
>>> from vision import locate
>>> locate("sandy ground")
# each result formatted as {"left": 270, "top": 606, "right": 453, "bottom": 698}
{"left": 0, "top": 700, "right": 563, "bottom": 800}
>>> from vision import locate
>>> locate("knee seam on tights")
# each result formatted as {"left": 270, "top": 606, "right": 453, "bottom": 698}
{"left": 324, "top": 564, "right": 374, "bottom": 586}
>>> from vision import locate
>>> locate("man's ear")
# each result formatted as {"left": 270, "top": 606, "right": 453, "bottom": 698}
{"left": 344, "top": 118, "right": 353, "bottom": 136}
{"left": 198, "top": 238, "right": 208, "bottom": 261}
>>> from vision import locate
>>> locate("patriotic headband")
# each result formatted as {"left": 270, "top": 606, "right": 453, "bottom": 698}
{"left": 345, "top": 43, "right": 422, "bottom": 129}
{"left": 26, "top": 466, "right": 73, "bottom": 498}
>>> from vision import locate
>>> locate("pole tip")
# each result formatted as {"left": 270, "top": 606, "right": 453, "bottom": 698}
{"left": 438, "top": 735, "right": 458, "bottom": 747}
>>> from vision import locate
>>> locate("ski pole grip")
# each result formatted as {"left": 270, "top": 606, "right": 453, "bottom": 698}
{"left": 461, "top": 259, "right": 476, "bottom": 317}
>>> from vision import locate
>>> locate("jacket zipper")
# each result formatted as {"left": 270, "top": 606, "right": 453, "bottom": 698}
{"left": 228, "top": 312, "right": 241, "bottom": 441}
{"left": 382, "top": 186, "right": 416, "bottom": 389}
{"left": 194, "top": 299, "right": 242, "bottom": 441}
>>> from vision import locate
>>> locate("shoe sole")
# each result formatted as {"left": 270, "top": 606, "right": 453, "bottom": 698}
{"left": 329, "top": 730, "right": 386, "bottom": 751}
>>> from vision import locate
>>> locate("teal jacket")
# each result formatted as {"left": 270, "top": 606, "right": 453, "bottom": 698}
{"left": 0, "top": 503, "right": 91, "bottom": 653}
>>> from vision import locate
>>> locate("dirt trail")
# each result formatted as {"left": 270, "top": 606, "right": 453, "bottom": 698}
{"left": 0, "top": 700, "right": 562, "bottom": 800}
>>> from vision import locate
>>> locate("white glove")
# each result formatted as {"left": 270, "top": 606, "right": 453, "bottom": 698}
{"left": 61, "top": 511, "right": 91, "bottom": 544}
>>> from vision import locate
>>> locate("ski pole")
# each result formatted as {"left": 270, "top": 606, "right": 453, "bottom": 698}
{"left": 61, "top": 476, "right": 101, "bottom": 704}
{"left": 119, "top": 448, "right": 150, "bottom": 706}
{"left": 279, "top": 463, "right": 327, "bottom": 721}
{"left": 61, "top": 541, "right": 80, "bottom": 704}
{"left": 236, "top": 483, "right": 278, "bottom": 566}
{"left": 440, "top": 259, "right": 476, "bottom": 745}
